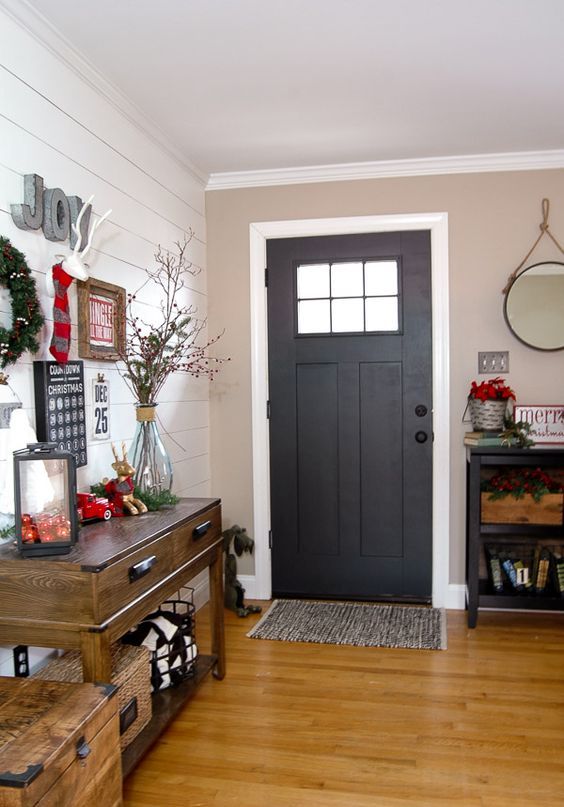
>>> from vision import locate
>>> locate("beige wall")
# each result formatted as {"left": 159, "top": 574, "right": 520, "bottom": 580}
{"left": 206, "top": 169, "right": 564, "bottom": 585}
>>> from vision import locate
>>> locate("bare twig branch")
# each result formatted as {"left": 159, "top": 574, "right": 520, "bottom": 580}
{"left": 116, "top": 236, "right": 229, "bottom": 404}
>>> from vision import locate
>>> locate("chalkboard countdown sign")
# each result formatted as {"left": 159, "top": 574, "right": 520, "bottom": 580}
{"left": 33, "top": 360, "right": 87, "bottom": 467}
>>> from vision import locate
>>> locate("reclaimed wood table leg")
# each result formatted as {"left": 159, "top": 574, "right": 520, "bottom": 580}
{"left": 209, "top": 544, "right": 226, "bottom": 679}
{"left": 80, "top": 630, "right": 112, "bottom": 682}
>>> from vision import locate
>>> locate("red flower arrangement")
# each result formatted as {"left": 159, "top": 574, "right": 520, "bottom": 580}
{"left": 469, "top": 377, "right": 515, "bottom": 402}
{"left": 481, "top": 467, "right": 563, "bottom": 502}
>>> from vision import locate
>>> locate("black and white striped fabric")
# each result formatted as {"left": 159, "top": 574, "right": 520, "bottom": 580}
{"left": 123, "top": 608, "right": 197, "bottom": 692}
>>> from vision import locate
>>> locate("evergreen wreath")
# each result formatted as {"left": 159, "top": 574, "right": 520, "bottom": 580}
{"left": 0, "top": 237, "right": 44, "bottom": 369}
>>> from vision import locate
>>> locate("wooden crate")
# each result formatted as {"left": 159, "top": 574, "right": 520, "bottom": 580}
{"left": 0, "top": 677, "right": 122, "bottom": 806}
{"left": 481, "top": 492, "right": 564, "bottom": 525}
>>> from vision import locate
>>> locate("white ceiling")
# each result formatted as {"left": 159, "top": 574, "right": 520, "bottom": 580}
{"left": 21, "top": 0, "right": 564, "bottom": 178}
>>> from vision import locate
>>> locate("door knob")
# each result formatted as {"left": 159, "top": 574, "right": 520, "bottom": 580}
{"left": 415, "top": 431, "right": 428, "bottom": 443}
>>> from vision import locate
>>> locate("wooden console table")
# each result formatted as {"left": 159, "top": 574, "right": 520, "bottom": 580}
{"left": 0, "top": 498, "right": 225, "bottom": 776}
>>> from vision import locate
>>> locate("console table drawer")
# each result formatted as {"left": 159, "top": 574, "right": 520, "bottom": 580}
{"left": 0, "top": 678, "right": 121, "bottom": 807}
{"left": 172, "top": 505, "right": 222, "bottom": 568}
{"left": 94, "top": 533, "right": 174, "bottom": 622}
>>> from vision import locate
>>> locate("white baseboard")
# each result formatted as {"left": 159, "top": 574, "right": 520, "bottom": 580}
{"left": 237, "top": 575, "right": 266, "bottom": 600}
{"left": 184, "top": 571, "right": 211, "bottom": 612}
{"left": 445, "top": 584, "right": 466, "bottom": 610}
{"left": 235, "top": 576, "right": 469, "bottom": 609}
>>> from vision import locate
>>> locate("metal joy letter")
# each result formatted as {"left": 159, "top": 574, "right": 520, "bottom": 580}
{"left": 10, "top": 174, "right": 92, "bottom": 251}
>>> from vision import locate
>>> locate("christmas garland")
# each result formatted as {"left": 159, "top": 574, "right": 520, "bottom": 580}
{"left": 0, "top": 237, "right": 44, "bottom": 369}
{"left": 90, "top": 481, "right": 179, "bottom": 512}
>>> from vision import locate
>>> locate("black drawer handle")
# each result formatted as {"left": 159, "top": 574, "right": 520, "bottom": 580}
{"left": 119, "top": 696, "right": 138, "bottom": 735}
{"left": 193, "top": 520, "right": 212, "bottom": 539}
{"left": 128, "top": 554, "right": 157, "bottom": 582}
{"left": 76, "top": 736, "right": 91, "bottom": 760}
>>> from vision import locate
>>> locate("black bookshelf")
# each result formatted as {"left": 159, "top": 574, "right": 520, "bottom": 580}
{"left": 466, "top": 446, "right": 564, "bottom": 627}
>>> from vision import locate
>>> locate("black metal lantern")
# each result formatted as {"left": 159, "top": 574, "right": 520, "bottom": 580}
{"left": 14, "top": 443, "right": 78, "bottom": 557}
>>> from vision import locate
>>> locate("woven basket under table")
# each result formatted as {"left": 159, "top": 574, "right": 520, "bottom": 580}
{"left": 33, "top": 642, "right": 151, "bottom": 750}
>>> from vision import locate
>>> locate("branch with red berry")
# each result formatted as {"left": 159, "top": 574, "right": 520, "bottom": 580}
{"left": 117, "top": 233, "right": 229, "bottom": 404}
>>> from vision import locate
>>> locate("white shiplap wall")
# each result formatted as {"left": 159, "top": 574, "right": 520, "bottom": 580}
{"left": 0, "top": 7, "right": 211, "bottom": 674}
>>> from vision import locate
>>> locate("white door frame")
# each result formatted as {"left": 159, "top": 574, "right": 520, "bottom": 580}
{"left": 249, "top": 212, "right": 450, "bottom": 607}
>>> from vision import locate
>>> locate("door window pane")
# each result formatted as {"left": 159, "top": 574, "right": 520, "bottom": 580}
{"left": 332, "top": 298, "right": 364, "bottom": 332}
{"left": 296, "top": 259, "right": 400, "bottom": 334}
{"left": 365, "top": 261, "right": 398, "bottom": 296}
{"left": 298, "top": 299, "right": 331, "bottom": 333}
{"left": 331, "top": 262, "right": 363, "bottom": 297}
{"left": 365, "top": 297, "right": 399, "bottom": 331}
{"left": 297, "top": 264, "right": 330, "bottom": 299}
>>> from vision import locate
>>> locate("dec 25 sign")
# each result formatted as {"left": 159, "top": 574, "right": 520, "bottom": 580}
{"left": 92, "top": 378, "right": 111, "bottom": 441}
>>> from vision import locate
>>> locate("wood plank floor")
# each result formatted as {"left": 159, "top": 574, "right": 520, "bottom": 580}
{"left": 123, "top": 605, "right": 564, "bottom": 807}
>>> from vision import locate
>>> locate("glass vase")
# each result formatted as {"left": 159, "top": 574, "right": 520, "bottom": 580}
{"left": 130, "top": 404, "right": 173, "bottom": 494}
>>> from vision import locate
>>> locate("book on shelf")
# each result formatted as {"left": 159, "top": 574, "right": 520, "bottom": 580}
{"left": 485, "top": 547, "right": 504, "bottom": 592}
{"left": 553, "top": 551, "right": 564, "bottom": 597}
{"left": 533, "top": 547, "right": 551, "bottom": 594}
{"left": 464, "top": 434, "right": 518, "bottom": 447}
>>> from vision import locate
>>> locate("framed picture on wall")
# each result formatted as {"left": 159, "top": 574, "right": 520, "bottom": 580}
{"left": 77, "top": 277, "right": 126, "bottom": 361}
{"left": 514, "top": 404, "right": 564, "bottom": 445}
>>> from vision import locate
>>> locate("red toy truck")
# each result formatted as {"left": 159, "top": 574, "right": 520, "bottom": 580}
{"left": 76, "top": 492, "right": 116, "bottom": 523}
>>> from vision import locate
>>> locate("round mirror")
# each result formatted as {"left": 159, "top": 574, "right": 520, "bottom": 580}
{"left": 504, "top": 261, "right": 564, "bottom": 350}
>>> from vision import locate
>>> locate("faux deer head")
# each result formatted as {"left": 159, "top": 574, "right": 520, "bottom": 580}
{"left": 61, "top": 196, "right": 112, "bottom": 281}
{"left": 111, "top": 442, "right": 136, "bottom": 480}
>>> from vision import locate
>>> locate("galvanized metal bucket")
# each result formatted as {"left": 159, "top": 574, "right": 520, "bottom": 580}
{"left": 468, "top": 398, "right": 507, "bottom": 431}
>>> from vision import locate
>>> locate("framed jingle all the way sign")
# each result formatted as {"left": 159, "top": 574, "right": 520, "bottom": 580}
{"left": 77, "top": 277, "right": 126, "bottom": 360}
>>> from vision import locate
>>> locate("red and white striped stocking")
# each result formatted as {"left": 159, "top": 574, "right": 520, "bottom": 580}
{"left": 49, "top": 263, "right": 73, "bottom": 363}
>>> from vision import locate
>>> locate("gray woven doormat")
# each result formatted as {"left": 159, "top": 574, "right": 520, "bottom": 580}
{"left": 247, "top": 599, "right": 447, "bottom": 650}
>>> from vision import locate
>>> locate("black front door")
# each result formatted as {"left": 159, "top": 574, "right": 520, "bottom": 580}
{"left": 267, "top": 231, "right": 432, "bottom": 601}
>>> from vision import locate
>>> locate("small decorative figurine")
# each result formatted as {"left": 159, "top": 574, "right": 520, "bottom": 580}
{"left": 76, "top": 492, "right": 117, "bottom": 523}
{"left": 222, "top": 525, "right": 262, "bottom": 617}
{"left": 20, "top": 514, "right": 39, "bottom": 544}
{"left": 104, "top": 443, "right": 148, "bottom": 516}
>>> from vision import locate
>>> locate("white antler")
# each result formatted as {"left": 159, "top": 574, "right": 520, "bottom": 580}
{"left": 81, "top": 206, "right": 112, "bottom": 262}
{"left": 62, "top": 196, "right": 112, "bottom": 281}
{"left": 70, "top": 194, "right": 92, "bottom": 254}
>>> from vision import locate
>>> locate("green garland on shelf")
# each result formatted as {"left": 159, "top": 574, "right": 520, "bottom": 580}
{"left": 0, "top": 237, "right": 44, "bottom": 369}
{"left": 132, "top": 487, "right": 179, "bottom": 511}
{"left": 90, "top": 482, "right": 179, "bottom": 512}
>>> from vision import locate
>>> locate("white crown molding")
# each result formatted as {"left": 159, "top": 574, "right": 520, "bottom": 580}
{"left": 7, "top": 0, "right": 563, "bottom": 194}
{"left": 0, "top": 0, "right": 208, "bottom": 188}
{"left": 207, "top": 149, "right": 564, "bottom": 191}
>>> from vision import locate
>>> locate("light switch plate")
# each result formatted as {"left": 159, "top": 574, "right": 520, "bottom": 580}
{"left": 478, "top": 351, "right": 509, "bottom": 374}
